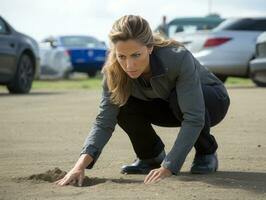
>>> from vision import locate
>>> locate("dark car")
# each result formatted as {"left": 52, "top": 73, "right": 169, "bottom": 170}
{"left": 250, "top": 31, "right": 266, "bottom": 87}
{"left": 0, "top": 16, "right": 40, "bottom": 93}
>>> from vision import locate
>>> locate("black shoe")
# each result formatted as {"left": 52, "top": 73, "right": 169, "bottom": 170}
{"left": 121, "top": 150, "right": 165, "bottom": 175}
{"left": 120, "top": 159, "right": 161, "bottom": 174}
{"left": 190, "top": 153, "right": 218, "bottom": 174}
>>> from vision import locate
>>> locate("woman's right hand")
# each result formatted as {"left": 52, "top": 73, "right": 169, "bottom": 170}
{"left": 55, "top": 167, "right": 85, "bottom": 186}
{"left": 55, "top": 154, "right": 93, "bottom": 187}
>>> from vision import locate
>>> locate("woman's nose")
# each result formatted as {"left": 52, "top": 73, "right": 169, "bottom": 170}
{"left": 126, "top": 59, "right": 134, "bottom": 69}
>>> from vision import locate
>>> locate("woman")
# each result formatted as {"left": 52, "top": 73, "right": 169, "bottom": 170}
{"left": 56, "top": 15, "right": 230, "bottom": 186}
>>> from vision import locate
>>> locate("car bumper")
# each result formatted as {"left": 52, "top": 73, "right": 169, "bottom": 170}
{"left": 249, "top": 57, "right": 266, "bottom": 73}
{"left": 193, "top": 49, "right": 250, "bottom": 76}
{"left": 72, "top": 62, "right": 105, "bottom": 73}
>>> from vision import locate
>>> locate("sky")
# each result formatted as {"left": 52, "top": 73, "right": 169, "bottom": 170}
{"left": 0, "top": 0, "right": 266, "bottom": 43}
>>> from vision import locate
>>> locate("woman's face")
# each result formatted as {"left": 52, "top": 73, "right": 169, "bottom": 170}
{"left": 115, "top": 39, "right": 153, "bottom": 79}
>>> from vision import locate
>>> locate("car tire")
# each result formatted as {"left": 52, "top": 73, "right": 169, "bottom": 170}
{"left": 250, "top": 71, "right": 266, "bottom": 87}
{"left": 63, "top": 69, "right": 73, "bottom": 79}
{"left": 215, "top": 75, "right": 227, "bottom": 83}
{"left": 87, "top": 70, "right": 97, "bottom": 78}
{"left": 7, "top": 54, "right": 34, "bottom": 94}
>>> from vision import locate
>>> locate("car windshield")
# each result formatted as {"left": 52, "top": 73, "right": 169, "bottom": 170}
{"left": 0, "top": 18, "right": 8, "bottom": 34}
{"left": 167, "top": 18, "right": 223, "bottom": 38}
{"left": 60, "top": 36, "right": 104, "bottom": 48}
{"left": 213, "top": 18, "right": 266, "bottom": 31}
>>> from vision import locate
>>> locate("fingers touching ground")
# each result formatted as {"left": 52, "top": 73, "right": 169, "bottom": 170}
{"left": 144, "top": 167, "right": 172, "bottom": 184}
{"left": 144, "top": 169, "right": 161, "bottom": 184}
{"left": 55, "top": 176, "right": 72, "bottom": 186}
{"left": 54, "top": 168, "right": 85, "bottom": 187}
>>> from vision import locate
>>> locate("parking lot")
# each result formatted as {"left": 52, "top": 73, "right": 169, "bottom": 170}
{"left": 0, "top": 86, "right": 266, "bottom": 200}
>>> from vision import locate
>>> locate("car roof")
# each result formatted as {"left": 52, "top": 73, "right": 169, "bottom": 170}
{"left": 168, "top": 17, "right": 224, "bottom": 26}
{"left": 57, "top": 35, "right": 96, "bottom": 38}
{"left": 42, "top": 35, "right": 97, "bottom": 41}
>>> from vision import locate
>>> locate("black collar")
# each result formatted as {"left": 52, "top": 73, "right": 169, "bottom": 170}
{"left": 150, "top": 48, "right": 166, "bottom": 77}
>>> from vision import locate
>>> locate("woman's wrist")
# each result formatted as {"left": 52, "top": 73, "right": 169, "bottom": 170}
{"left": 74, "top": 154, "right": 94, "bottom": 170}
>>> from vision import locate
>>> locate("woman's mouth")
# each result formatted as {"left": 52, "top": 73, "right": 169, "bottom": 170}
{"left": 127, "top": 70, "right": 139, "bottom": 77}
{"left": 127, "top": 70, "right": 138, "bottom": 74}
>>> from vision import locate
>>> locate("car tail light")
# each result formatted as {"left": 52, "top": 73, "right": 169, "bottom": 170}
{"left": 203, "top": 38, "right": 232, "bottom": 47}
{"left": 64, "top": 50, "right": 70, "bottom": 57}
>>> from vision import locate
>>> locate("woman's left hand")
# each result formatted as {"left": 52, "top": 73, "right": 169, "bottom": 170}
{"left": 144, "top": 167, "right": 172, "bottom": 184}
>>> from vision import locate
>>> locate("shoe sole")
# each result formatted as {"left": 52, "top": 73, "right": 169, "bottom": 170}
{"left": 120, "top": 168, "right": 151, "bottom": 175}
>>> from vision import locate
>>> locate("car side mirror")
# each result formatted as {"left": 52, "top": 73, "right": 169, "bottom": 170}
{"left": 100, "top": 41, "right": 106, "bottom": 47}
{"left": 50, "top": 41, "right": 58, "bottom": 48}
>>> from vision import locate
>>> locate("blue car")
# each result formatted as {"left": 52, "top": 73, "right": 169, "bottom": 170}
{"left": 40, "top": 35, "right": 107, "bottom": 78}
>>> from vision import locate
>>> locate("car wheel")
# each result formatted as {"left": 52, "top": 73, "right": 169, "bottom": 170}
{"left": 7, "top": 54, "right": 34, "bottom": 94}
{"left": 250, "top": 71, "right": 266, "bottom": 87}
{"left": 63, "top": 69, "right": 73, "bottom": 79}
{"left": 215, "top": 75, "right": 227, "bottom": 83}
{"left": 87, "top": 70, "right": 97, "bottom": 78}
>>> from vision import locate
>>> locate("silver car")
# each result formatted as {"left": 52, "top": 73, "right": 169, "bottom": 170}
{"left": 173, "top": 18, "right": 266, "bottom": 82}
{"left": 249, "top": 31, "right": 266, "bottom": 87}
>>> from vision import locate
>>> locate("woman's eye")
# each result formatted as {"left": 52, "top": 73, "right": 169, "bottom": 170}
{"left": 132, "top": 53, "right": 141, "bottom": 58}
{"left": 118, "top": 55, "right": 126, "bottom": 59}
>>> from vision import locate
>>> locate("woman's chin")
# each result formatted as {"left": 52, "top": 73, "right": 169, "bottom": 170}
{"left": 127, "top": 72, "right": 140, "bottom": 79}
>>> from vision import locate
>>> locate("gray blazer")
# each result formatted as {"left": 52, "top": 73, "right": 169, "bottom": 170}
{"left": 81, "top": 46, "right": 228, "bottom": 174}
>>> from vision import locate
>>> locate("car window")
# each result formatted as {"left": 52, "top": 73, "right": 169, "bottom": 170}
{"left": 60, "top": 36, "right": 105, "bottom": 48}
{"left": 167, "top": 18, "right": 223, "bottom": 38}
{"left": 249, "top": 20, "right": 266, "bottom": 31}
{"left": 169, "top": 24, "right": 213, "bottom": 35}
{"left": 0, "top": 18, "right": 8, "bottom": 34}
{"left": 214, "top": 19, "right": 266, "bottom": 31}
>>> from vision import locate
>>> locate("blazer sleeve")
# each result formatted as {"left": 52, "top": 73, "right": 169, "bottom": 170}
{"left": 162, "top": 50, "right": 205, "bottom": 174}
{"left": 80, "top": 76, "right": 120, "bottom": 169}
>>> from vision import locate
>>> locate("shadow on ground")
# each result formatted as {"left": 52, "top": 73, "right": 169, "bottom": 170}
{"left": 81, "top": 177, "right": 143, "bottom": 187}
{"left": 18, "top": 167, "right": 266, "bottom": 193}
{"left": 178, "top": 171, "right": 266, "bottom": 194}
{"left": 0, "top": 91, "right": 65, "bottom": 97}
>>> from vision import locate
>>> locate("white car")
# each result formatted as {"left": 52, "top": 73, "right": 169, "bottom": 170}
{"left": 39, "top": 37, "right": 72, "bottom": 79}
{"left": 173, "top": 18, "right": 266, "bottom": 82}
{"left": 249, "top": 31, "right": 266, "bottom": 87}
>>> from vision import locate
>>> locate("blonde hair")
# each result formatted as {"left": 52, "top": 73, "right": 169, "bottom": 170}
{"left": 102, "top": 15, "right": 182, "bottom": 106}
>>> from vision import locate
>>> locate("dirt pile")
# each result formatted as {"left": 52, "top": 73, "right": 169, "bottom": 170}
{"left": 24, "top": 168, "right": 67, "bottom": 183}
{"left": 18, "top": 168, "right": 107, "bottom": 186}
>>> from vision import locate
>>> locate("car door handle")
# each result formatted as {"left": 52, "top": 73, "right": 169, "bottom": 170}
{"left": 9, "top": 43, "right": 15, "bottom": 48}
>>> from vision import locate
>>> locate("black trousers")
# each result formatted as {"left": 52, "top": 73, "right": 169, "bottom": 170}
{"left": 117, "top": 84, "right": 230, "bottom": 160}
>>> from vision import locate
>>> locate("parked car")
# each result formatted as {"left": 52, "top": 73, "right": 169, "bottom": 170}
{"left": 0, "top": 16, "right": 40, "bottom": 93}
{"left": 39, "top": 37, "right": 72, "bottom": 79}
{"left": 39, "top": 35, "right": 107, "bottom": 78}
{"left": 158, "top": 15, "right": 224, "bottom": 38}
{"left": 173, "top": 17, "right": 266, "bottom": 82}
{"left": 249, "top": 31, "right": 266, "bottom": 87}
